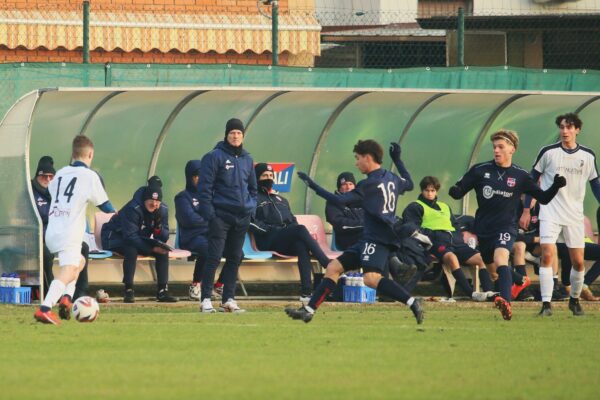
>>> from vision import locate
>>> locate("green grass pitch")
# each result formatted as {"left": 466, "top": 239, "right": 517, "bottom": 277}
{"left": 1, "top": 301, "right": 600, "bottom": 400}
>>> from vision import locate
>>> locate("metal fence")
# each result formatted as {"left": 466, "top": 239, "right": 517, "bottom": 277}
{"left": 0, "top": 0, "right": 599, "bottom": 70}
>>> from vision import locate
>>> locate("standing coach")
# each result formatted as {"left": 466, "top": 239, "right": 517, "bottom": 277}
{"left": 197, "top": 118, "right": 257, "bottom": 313}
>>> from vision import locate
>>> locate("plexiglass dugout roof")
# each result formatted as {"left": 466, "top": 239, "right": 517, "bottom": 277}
{"left": 1, "top": 87, "right": 599, "bottom": 285}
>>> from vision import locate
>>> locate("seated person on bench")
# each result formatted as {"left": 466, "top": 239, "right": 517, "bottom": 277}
{"left": 402, "top": 176, "right": 494, "bottom": 300}
{"left": 325, "top": 172, "right": 364, "bottom": 251}
{"left": 250, "top": 163, "right": 330, "bottom": 303}
{"left": 101, "top": 182, "right": 177, "bottom": 303}
{"left": 175, "top": 160, "right": 225, "bottom": 301}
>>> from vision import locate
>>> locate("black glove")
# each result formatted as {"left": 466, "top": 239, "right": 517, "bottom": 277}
{"left": 297, "top": 171, "right": 316, "bottom": 189}
{"left": 297, "top": 171, "right": 310, "bottom": 183}
{"left": 448, "top": 185, "right": 462, "bottom": 199}
{"left": 389, "top": 142, "right": 401, "bottom": 162}
{"left": 553, "top": 174, "right": 566, "bottom": 188}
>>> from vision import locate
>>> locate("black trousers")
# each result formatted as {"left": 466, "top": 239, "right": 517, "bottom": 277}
{"left": 256, "top": 224, "right": 330, "bottom": 294}
{"left": 201, "top": 215, "right": 248, "bottom": 302}
{"left": 183, "top": 236, "right": 208, "bottom": 283}
{"left": 558, "top": 242, "right": 600, "bottom": 285}
{"left": 113, "top": 245, "right": 169, "bottom": 289}
{"left": 42, "top": 242, "right": 89, "bottom": 299}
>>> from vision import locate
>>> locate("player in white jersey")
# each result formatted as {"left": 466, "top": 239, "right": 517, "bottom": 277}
{"left": 34, "top": 135, "right": 115, "bottom": 325}
{"left": 520, "top": 113, "right": 600, "bottom": 316}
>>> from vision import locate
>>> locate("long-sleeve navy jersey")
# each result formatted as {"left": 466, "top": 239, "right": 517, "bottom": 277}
{"left": 449, "top": 161, "right": 559, "bottom": 237}
{"left": 309, "top": 168, "right": 411, "bottom": 246}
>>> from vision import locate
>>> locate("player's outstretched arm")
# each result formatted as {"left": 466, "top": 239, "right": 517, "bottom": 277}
{"left": 527, "top": 174, "right": 566, "bottom": 205}
{"left": 389, "top": 143, "right": 414, "bottom": 192}
{"left": 297, "top": 171, "right": 361, "bottom": 207}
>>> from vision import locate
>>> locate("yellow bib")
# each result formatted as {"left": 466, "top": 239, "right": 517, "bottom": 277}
{"left": 416, "top": 200, "right": 455, "bottom": 232}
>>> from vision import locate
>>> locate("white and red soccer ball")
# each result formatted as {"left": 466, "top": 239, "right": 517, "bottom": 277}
{"left": 72, "top": 296, "right": 100, "bottom": 322}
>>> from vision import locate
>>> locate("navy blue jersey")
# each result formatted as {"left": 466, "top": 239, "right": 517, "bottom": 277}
{"left": 450, "top": 161, "right": 555, "bottom": 237}
{"left": 311, "top": 168, "right": 411, "bottom": 245}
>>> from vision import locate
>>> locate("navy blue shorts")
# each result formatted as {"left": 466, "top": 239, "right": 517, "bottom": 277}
{"left": 430, "top": 241, "right": 479, "bottom": 264}
{"left": 478, "top": 230, "right": 516, "bottom": 264}
{"left": 338, "top": 240, "right": 391, "bottom": 273}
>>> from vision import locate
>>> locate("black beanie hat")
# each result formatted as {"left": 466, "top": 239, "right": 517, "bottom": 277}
{"left": 336, "top": 172, "right": 356, "bottom": 190}
{"left": 147, "top": 175, "right": 163, "bottom": 188}
{"left": 255, "top": 163, "right": 273, "bottom": 178}
{"left": 36, "top": 156, "right": 55, "bottom": 176}
{"left": 142, "top": 185, "right": 162, "bottom": 202}
{"left": 225, "top": 118, "right": 245, "bottom": 136}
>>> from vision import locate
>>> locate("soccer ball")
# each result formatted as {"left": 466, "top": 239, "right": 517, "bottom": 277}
{"left": 72, "top": 296, "right": 100, "bottom": 323}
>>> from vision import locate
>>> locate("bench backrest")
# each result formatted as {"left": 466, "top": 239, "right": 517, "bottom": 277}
{"left": 296, "top": 214, "right": 342, "bottom": 258}
{"left": 94, "top": 212, "right": 116, "bottom": 251}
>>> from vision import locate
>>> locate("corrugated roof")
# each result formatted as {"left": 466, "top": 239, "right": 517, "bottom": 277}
{"left": 0, "top": 10, "right": 321, "bottom": 55}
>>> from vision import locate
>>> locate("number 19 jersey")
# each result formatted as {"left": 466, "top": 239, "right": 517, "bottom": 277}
{"left": 45, "top": 164, "right": 109, "bottom": 253}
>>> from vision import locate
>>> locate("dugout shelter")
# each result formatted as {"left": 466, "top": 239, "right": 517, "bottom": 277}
{"left": 0, "top": 87, "right": 599, "bottom": 286}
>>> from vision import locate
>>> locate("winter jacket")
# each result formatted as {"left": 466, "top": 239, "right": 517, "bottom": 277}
{"left": 101, "top": 191, "right": 169, "bottom": 254}
{"left": 198, "top": 141, "right": 257, "bottom": 222}
{"left": 31, "top": 179, "right": 52, "bottom": 234}
{"left": 325, "top": 191, "right": 364, "bottom": 250}
{"left": 174, "top": 160, "right": 209, "bottom": 248}
{"left": 250, "top": 187, "right": 297, "bottom": 235}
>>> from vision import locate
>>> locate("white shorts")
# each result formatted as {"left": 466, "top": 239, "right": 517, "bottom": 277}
{"left": 539, "top": 220, "right": 585, "bottom": 248}
{"left": 57, "top": 246, "right": 84, "bottom": 267}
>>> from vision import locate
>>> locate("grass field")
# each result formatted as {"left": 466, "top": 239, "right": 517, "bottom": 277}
{"left": 1, "top": 300, "right": 600, "bottom": 400}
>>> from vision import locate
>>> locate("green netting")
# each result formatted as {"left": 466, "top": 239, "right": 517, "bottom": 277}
{"left": 2, "top": 63, "right": 600, "bottom": 127}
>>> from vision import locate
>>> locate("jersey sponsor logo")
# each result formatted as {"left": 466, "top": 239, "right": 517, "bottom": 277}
{"left": 507, "top": 177, "right": 516, "bottom": 187}
{"left": 225, "top": 160, "right": 234, "bottom": 170}
{"left": 36, "top": 196, "right": 48, "bottom": 207}
{"left": 483, "top": 185, "right": 494, "bottom": 199}
{"left": 49, "top": 206, "right": 70, "bottom": 218}
{"left": 557, "top": 162, "right": 584, "bottom": 176}
{"left": 483, "top": 185, "right": 514, "bottom": 199}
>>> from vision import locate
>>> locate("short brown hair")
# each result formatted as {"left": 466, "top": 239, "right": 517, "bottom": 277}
{"left": 72, "top": 135, "right": 94, "bottom": 159}
{"left": 353, "top": 139, "right": 383, "bottom": 165}
{"left": 490, "top": 129, "right": 519, "bottom": 150}
{"left": 420, "top": 176, "right": 440, "bottom": 191}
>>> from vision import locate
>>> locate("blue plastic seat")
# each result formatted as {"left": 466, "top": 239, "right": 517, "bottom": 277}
{"left": 243, "top": 233, "right": 274, "bottom": 260}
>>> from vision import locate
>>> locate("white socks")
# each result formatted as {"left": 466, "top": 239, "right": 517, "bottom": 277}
{"left": 539, "top": 267, "right": 554, "bottom": 302}
{"left": 406, "top": 297, "right": 415, "bottom": 307}
{"left": 42, "top": 280, "right": 66, "bottom": 309}
{"left": 570, "top": 268, "right": 585, "bottom": 298}
{"left": 64, "top": 280, "right": 76, "bottom": 299}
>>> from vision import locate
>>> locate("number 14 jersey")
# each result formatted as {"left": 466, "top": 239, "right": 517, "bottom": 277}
{"left": 45, "top": 164, "right": 109, "bottom": 253}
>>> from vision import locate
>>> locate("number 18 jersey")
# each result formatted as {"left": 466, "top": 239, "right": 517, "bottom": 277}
{"left": 45, "top": 164, "right": 109, "bottom": 253}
